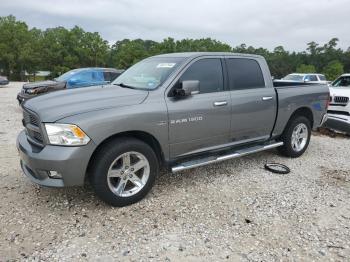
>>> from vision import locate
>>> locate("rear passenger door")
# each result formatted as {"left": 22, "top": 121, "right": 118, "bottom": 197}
{"left": 225, "top": 57, "right": 277, "bottom": 144}
{"left": 166, "top": 57, "right": 231, "bottom": 158}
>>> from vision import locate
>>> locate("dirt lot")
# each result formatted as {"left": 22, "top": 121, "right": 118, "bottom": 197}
{"left": 1, "top": 82, "right": 350, "bottom": 261}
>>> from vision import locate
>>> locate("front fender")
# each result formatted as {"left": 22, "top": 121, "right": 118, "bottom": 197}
{"left": 58, "top": 100, "right": 170, "bottom": 160}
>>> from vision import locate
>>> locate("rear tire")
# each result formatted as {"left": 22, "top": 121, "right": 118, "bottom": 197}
{"left": 90, "top": 137, "right": 159, "bottom": 207}
{"left": 278, "top": 116, "right": 311, "bottom": 158}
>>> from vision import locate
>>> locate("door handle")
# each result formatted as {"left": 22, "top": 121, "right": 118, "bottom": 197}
{"left": 262, "top": 96, "right": 273, "bottom": 101}
{"left": 214, "top": 101, "right": 228, "bottom": 106}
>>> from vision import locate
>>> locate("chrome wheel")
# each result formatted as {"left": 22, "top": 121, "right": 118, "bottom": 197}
{"left": 291, "top": 123, "right": 308, "bottom": 152}
{"left": 107, "top": 151, "right": 150, "bottom": 197}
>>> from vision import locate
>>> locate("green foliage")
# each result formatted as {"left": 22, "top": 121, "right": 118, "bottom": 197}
{"left": 0, "top": 15, "right": 350, "bottom": 81}
{"left": 296, "top": 64, "right": 316, "bottom": 73}
{"left": 323, "top": 60, "right": 344, "bottom": 80}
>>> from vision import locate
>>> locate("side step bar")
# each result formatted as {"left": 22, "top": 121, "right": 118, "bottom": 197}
{"left": 171, "top": 141, "right": 283, "bottom": 173}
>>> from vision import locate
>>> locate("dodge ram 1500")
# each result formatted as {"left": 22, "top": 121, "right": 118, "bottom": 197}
{"left": 17, "top": 52, "right": 329, "bottom": 206}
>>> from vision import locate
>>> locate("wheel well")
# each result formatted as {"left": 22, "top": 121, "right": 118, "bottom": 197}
{"left": 86, "top": 131, "right": 164, "bottom": 179}
{"left": 289, "top": 107, "right": 314, "bottom": 127}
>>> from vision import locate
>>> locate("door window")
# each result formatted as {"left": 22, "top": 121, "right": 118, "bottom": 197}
{"left": 179, "top": 58, "right": 224, "bottom": 94}
{"left": 305, "top": 75, "right": 318, "bottom": 81}
{"left": 226, "top": 58, "right": 265, "bottom": 90}
{"left": 104, "top": 71, "right": 119, "bottom": 82}
{"left": 73, "top": 71, "right": 93, "bottom": 82}
{"left": 92, "top": 71, "right": 104, "bottom": 82}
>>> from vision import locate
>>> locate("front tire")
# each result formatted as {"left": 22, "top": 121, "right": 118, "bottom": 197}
{"left": 90, "top": 137, "right": 159, "bottom": 207}
{"left": 278, "top": 116, "right": 311, "bottom": 158}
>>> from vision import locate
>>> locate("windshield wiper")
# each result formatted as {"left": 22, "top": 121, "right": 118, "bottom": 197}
{"left": 115, "top": 83, "right": 137, "bottom": 89}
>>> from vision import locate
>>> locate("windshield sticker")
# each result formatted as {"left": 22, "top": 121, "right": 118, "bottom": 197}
{"left": 156, "top": 63, "right": 176, "bottom": 68}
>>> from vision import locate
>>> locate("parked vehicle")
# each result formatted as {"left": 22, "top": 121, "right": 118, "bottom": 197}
{"left": 0, "top": 75, "right": 9, "bottom": 85}
{"left": 282, "top": 73, "right": 328, "bottom": 84}
{"left": 324, "top": 74, "right": 350, "bottom": 133}
{"left": 17, "top": 68, "right": 123, "bottom": 104}
{"left": 16, "top": 52, "right": 329, "bottom": 206}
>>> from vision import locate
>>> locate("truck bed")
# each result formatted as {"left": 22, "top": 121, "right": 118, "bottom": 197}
{"left": 271, "top": 82, "right": 329, "bottom": 137}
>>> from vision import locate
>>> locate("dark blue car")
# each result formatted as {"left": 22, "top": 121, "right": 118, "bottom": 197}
{"left": 17, "top": 68, "right": 124, "bottom": 104}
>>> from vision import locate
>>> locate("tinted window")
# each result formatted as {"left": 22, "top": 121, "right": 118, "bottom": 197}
{"left": 306, "top": 75, "right": 318, "bottom": 81}
{"left": 180, "top": 59, "right": 223, "bottom": 94}
{"left": 319, "top": 75, "right": 326, "bottom": 81}
{"left": 104, "top": 71, "right": 117, "bottom": 82}
{"left": 103, "top": 71, "right": 114, "bottom": 81}
{"left": 110, "top": 72, "right": 121, "bottom": 81}
{"left": 226, "top": 58, "right": 265, "bottom": 90}
{"left": 332, "top": 76, "right": 350, "bottom": 87}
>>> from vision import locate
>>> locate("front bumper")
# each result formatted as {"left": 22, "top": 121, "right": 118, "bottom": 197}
{"left": 324, "top": 113, "right": 350, "bottom": 134}
{"left": 17, "top": 92, "right": 33, "bottom": 104}
{"left": 16, "top": 130, "right": 96, "bottom": 187}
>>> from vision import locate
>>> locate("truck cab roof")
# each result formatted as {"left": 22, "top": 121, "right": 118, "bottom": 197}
{"left": 153, "top": 52, "right": 264, "bottom": 60}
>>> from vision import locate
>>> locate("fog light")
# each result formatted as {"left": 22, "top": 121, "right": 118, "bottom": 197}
{"left": 48, "top": 171, "right": 62, "bottom": 179}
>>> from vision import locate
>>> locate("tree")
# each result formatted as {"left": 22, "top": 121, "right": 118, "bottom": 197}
{"left": 1, "top": 15, "right": 350, "bottom": 81}
{"left": 109, "top": 39, "right": 152, "bottom": 69}
{"left": 323, "top": 60, "right": 344, "bottom": 80}
{"left": 296, "top": 64, "right": 316, "bottom": 73}
{"left": 0, "top": 15, "right": 39, "bottom": 79}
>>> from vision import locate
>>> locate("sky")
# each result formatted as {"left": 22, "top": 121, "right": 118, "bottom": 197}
{"left": 0, "top": 0, "right": 349, "bottom": 51}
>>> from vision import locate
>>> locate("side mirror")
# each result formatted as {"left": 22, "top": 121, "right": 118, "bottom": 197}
{"left": 175, "top": 80, "right": 200, "bottom": 97}
{"left": 304, "top": 79, "right": 310, "bottom": 82}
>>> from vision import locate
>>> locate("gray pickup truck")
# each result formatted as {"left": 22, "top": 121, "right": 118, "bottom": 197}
{"left": 17, "top": 52, "right": 329, "bottom": 206}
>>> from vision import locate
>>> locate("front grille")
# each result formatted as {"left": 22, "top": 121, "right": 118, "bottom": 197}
{"left": 23, "top": 110, "right": 39, "bottom": 126}
{"left": 334, "top": 96, "right": 349, "bottom": 104}
{"left": 22, "top": 109, "right": 44, "bottom": 145}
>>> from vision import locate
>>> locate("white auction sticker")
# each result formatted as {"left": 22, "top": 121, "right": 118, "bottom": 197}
{"left": 156, "top": 63, "right": 176, "bottom": 68}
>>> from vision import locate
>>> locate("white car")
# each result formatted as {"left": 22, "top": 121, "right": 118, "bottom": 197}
{"left": 326, "top": 74, "right": 350, "bottom": 133}
{"left": 282, "top": 73, "right": 328, "bottom": 84}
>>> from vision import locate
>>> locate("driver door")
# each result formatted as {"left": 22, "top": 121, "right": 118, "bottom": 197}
{"left": 166, "top": 57, "right": 231, "bottom": 158}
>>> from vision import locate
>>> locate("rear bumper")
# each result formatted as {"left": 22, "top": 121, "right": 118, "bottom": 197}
{"left": 16, "top": 130, "right": 96, "bottom": 187}
{"left": 324, "top": 113, "right": 350, "bottom": 134}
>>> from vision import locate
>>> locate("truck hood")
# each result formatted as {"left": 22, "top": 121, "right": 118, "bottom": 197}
{"left": 23, "top": 84, "right": 149, "bottom": 122}
{"left": 329, "top": 86, "right": 350, "bottom": 96}
{"left": 23, "top": 80, "right": 62, "bottom": 89}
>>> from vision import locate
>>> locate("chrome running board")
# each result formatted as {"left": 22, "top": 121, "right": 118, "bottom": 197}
{"left": 171, "top": 141, "right": 283, "bottom": 173}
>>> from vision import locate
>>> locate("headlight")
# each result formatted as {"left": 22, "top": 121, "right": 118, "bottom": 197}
{"left": 45, "top": 123, "right": 90, "bottom": 146}
{"left": 26, "top": 88, "right": 39, "bottom": 94}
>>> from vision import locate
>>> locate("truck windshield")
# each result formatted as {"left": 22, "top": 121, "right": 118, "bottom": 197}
{"left": 283, "top": 74, "right": 304, "bottom": 81}
{"left": 332, "top": 76, "right": 350, "bottom": 87}
{"left": 112, "top": 57, "right": 184, "bottom": 90}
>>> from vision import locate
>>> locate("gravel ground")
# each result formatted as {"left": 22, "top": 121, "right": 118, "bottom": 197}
{"left": 1, "top": 82, "right": 350, "bottom": 261}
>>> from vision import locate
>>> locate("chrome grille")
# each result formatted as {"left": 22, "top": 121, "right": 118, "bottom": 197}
{"left": 22, "top": 110, "right": 43, "bottom": 145}
{"left": 334, "top": 96, "right": 349, "bottom": 104}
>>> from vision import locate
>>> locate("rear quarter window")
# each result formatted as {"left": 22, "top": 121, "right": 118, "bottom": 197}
{"left": 226, "top": 58, "right": 265, "bottom": 90}
{"left": 319, "top": 75, "right": 326, "bottom": 81}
